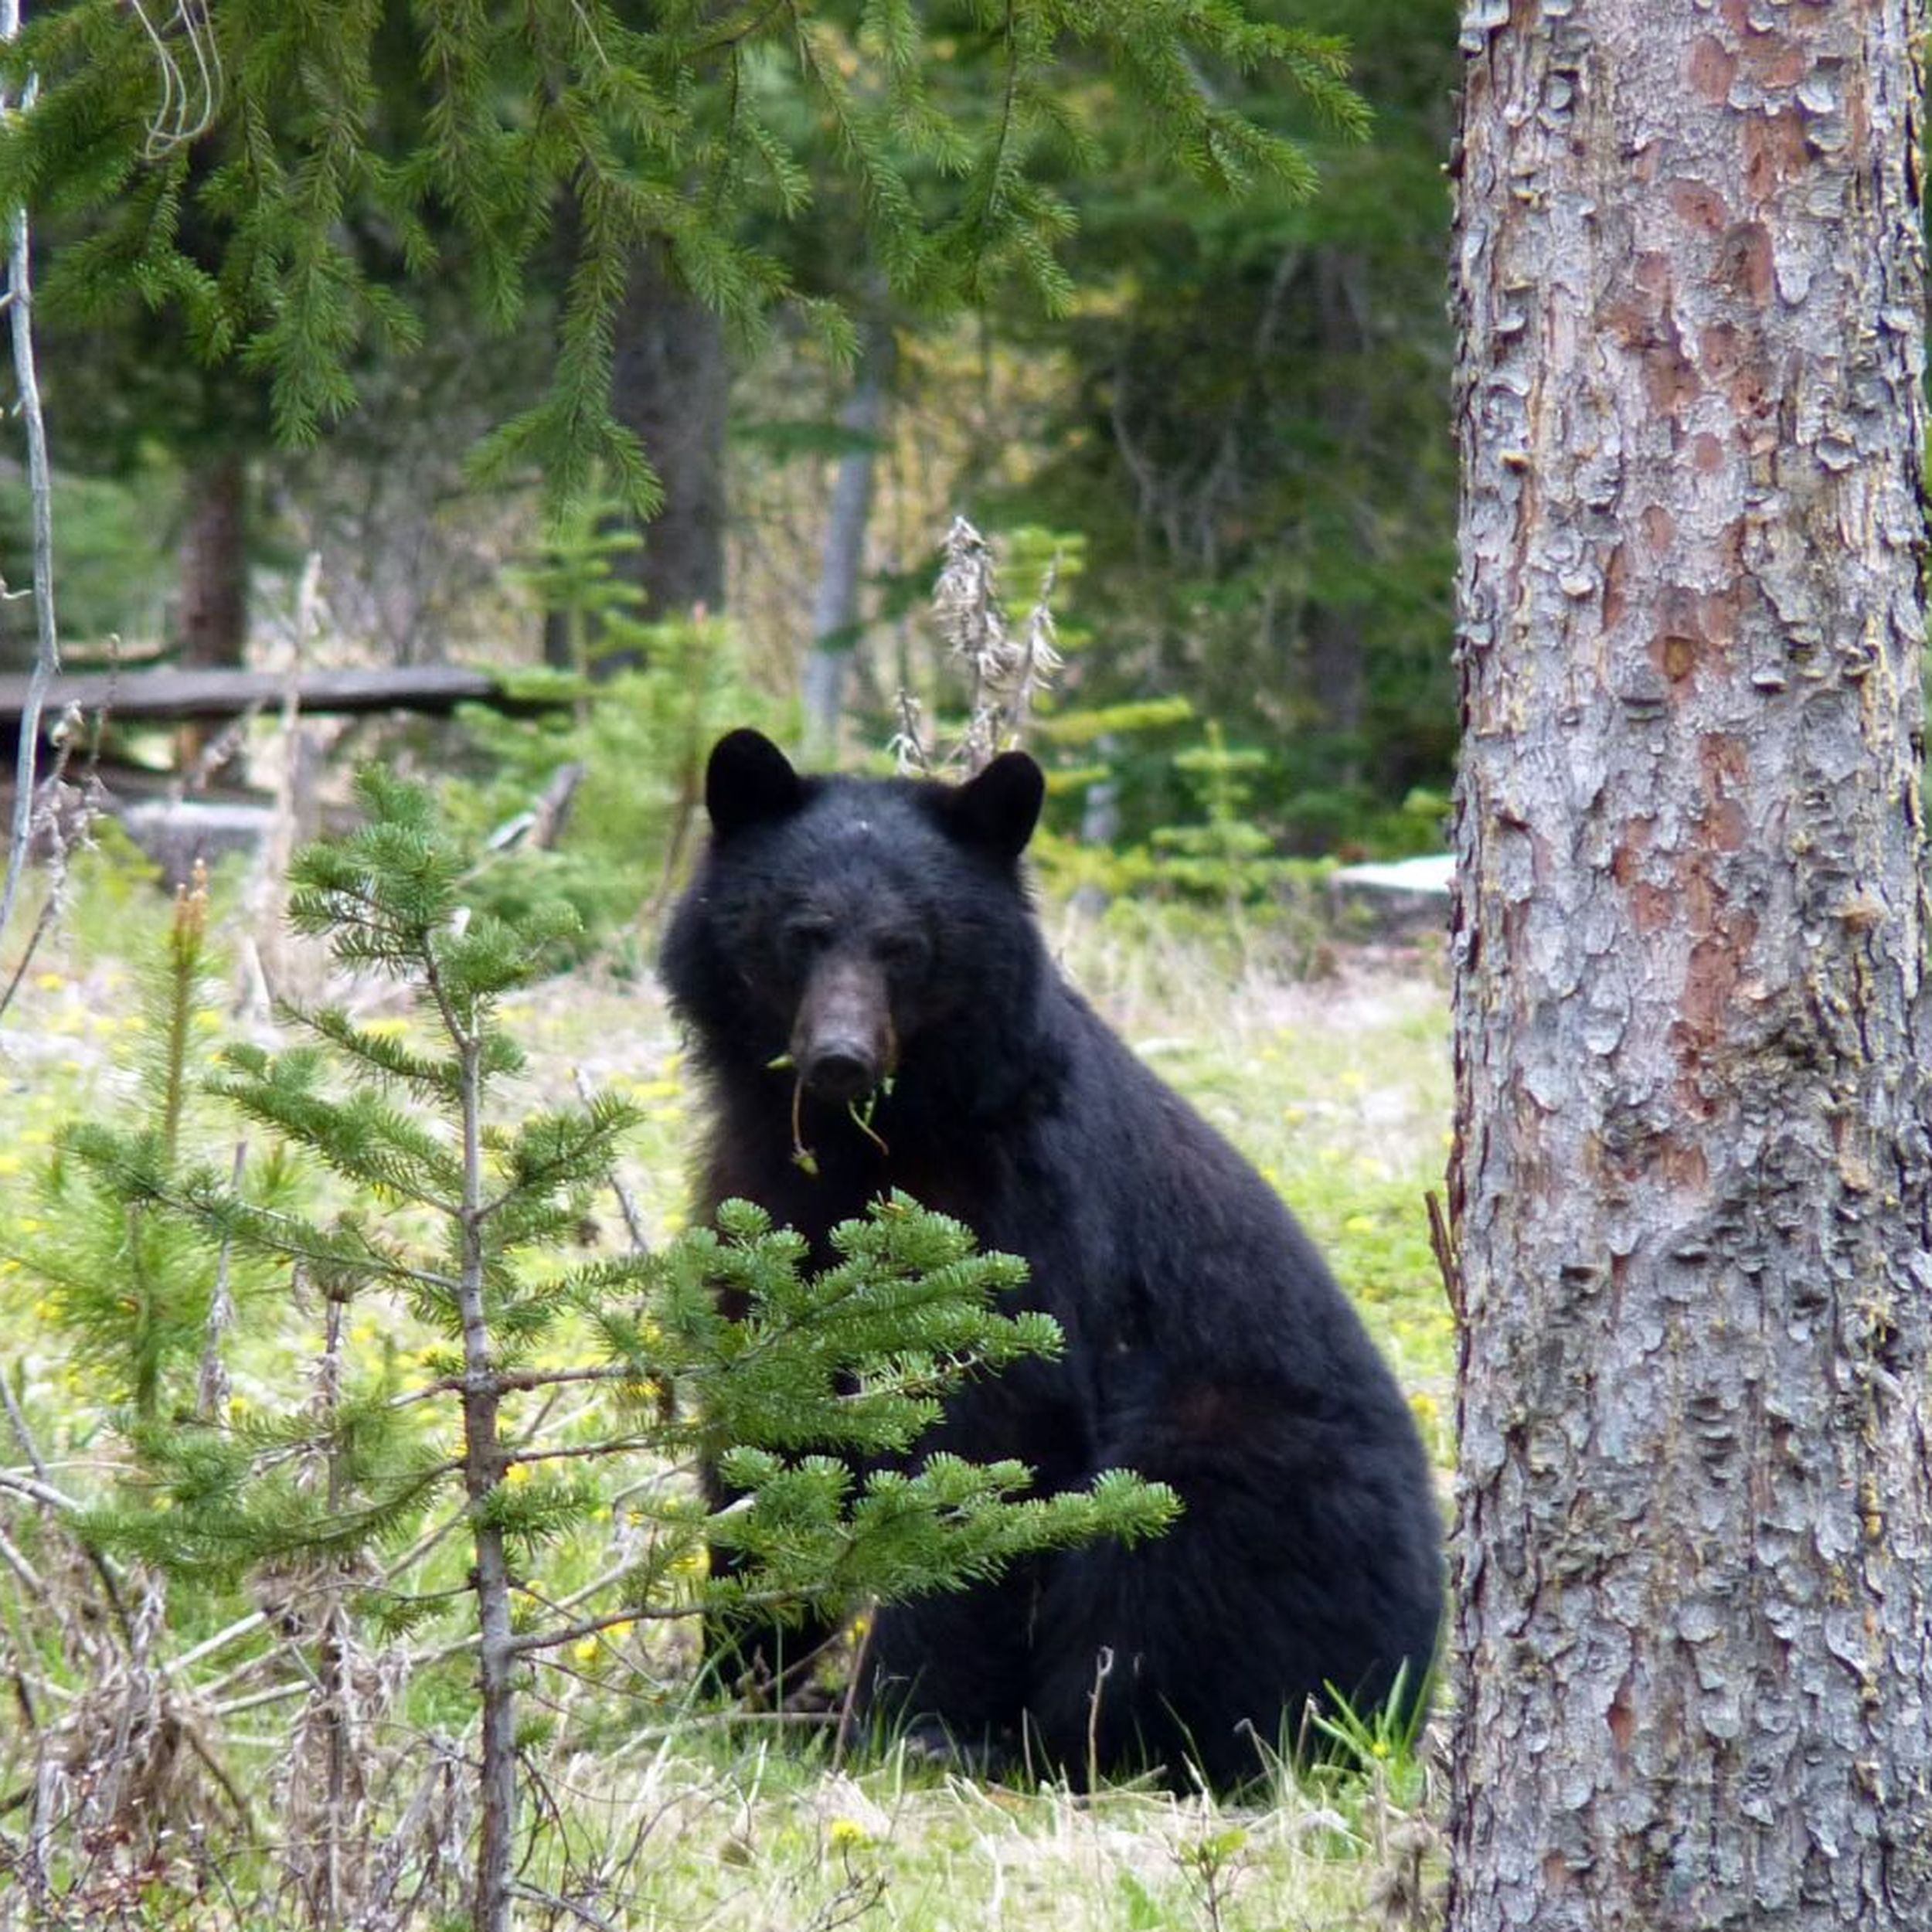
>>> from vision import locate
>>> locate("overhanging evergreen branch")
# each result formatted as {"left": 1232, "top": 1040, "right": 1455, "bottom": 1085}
{"left": 3, "top": 0, "right": 1366, "bottom": 512}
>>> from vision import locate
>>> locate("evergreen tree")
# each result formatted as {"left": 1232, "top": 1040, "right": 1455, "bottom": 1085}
{"left": 29, "top": 867, "right": 298, "bottom": 1423}
{"left": 31, "top": 770, "right": 1175, "bottom": 1932}
{"left": 0, "top": 1, "right": 1366, "bottom": 522}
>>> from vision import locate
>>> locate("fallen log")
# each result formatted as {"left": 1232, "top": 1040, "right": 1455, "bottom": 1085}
{"left": 0, "top": 664, "right": 565, "bottom": 737}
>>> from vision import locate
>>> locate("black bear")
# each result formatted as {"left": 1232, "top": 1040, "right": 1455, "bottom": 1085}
{"left": 660, "top": 727, "right": 1442, "bottom": 1791}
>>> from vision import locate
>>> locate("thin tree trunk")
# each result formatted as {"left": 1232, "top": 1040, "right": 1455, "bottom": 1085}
{"left": 179, "top": 450, "right": 247, "bottom": 668}
{"left": 0, "top": 21, "right": 56, "bottom": 969}
{"left": 454, "top": 1029, "right": 516, "bottom": 1932}
{"left": 468, "top": 1423, "right": 516, "bottom": 1932}
{"left": 175, "top": 448, "right": 248, "bottom": 776}
{"left": 605, "top": 237, "right": 727, "bottom": 672}
{"left": 801, "top": 312, "right": 895, "bottom": 764}
{"left": 1447, "top": 4, "right": 1932, "bottom": 1930}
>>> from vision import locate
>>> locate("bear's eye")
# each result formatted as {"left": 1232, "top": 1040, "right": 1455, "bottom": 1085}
{"left": 874, "top": 931, "right": 930, "bottom": 974}
{"left": 784, "top": 916, "right": 835, "bottom": 957}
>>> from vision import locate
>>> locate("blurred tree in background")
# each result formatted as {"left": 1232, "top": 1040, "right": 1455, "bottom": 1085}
{"left": 982, "top": 0, "right": 1461, "bottom": 849}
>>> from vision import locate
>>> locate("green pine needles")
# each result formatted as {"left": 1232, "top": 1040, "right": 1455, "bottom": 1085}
{"left": 12, "top": 769, "right": 1176, "bottom": 1931}
{"left": 0, "top": 0, "right": 1366, "bottom": 516}
{"left": 28, "top": 868, "right": 291, "bottom": 1424}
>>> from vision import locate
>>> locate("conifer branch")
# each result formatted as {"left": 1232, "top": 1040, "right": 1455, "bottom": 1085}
{"left": 11, "top": 772, "right": 1180, "bottom": 1923}
{"left": 2, "top": 2, "right": 1364, "bottom": 527}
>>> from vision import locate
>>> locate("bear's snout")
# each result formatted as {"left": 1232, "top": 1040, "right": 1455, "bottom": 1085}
{"left": 791, "top": 954, "right": 895, "bottom": 1103}
{"left": 801, "top": 1044, "right": 877, "bottom": 1103}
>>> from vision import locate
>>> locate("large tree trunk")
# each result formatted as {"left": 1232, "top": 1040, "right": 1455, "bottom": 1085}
{"left": 1447, "top": 5, "right": 1932, "bottom": 1930}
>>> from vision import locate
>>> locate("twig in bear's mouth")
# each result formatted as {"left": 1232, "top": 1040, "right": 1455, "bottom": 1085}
{"left": 767, "top": 1052, "right": 890, "bottom": 1171}
{"left": 789, "top": 1074, "right": 819, "bottom": 1175}
{"left": 848, "top": 1086, "right": 890, "bottom": 1158}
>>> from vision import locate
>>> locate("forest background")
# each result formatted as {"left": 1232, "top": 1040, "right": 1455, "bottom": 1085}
{"left": 0, "top": 0, "right": 1460, "bottom": 872}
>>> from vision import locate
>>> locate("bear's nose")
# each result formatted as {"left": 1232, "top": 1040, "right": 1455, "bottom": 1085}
{"left": 791, "top": 953, "right": 893, "bottom": 1105}
{"left": 801, "top": 1043, "right": 879, "bottom": 1103}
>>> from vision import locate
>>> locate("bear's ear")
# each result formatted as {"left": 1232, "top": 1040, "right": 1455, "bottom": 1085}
{"left": 707, "top": 730, "right": 804, "bottom": 838}
{"left": 943, "top": 750, "right": 1045, "bottom": 860}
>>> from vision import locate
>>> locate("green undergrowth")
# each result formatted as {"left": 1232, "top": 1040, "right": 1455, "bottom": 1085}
{"left": 1046, "top": 901, "right": 1455, "bottom": 1461}
{"left": 0, "top": 858, "right": 1451, "bottom": 1930}
{"left": 466, "top": 1737, "right": 1444, "bottom": 1932}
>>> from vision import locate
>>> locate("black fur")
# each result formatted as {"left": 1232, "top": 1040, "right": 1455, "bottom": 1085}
{"left": 661, "top": 730, "right": 1442, "bottom": 1790}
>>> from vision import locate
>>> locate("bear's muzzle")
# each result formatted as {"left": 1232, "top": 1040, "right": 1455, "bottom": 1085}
{"left": 791, "top": 954, "right": 896, "bottom": 1103}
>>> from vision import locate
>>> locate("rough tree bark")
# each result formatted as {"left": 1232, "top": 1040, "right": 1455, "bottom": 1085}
{"left": 1448, "top": 3, "right": 1932, "bottom": 1929}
